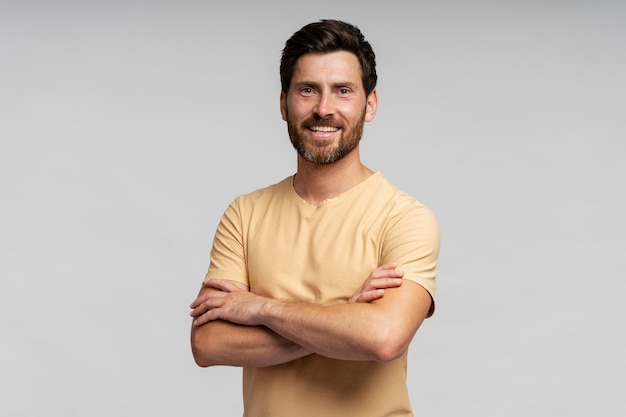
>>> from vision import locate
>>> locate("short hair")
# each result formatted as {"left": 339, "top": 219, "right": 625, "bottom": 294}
{"left": 280, "top": 19, "right": 377, "bottom": 96}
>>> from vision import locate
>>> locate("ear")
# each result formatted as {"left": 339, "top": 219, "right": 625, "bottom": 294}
{"left": 364, "top": 89, "right": 378, "bottom": 122}
{"left": 280, "top": 91, "right": 288, "bottom": 121}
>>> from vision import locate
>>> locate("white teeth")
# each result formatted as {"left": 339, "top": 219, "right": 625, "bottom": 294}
{"left": 310, "top": 126, "right": 339, "bottom": 132}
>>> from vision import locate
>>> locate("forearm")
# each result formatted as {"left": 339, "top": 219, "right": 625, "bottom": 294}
{"left": 191, "top": 319, "right": 311, "bottom": 368}
{"left": 259, "top": 300, "right": 398, "bottom": 362}
{"left": 192, "top": 271, "right": 429, "bottom": 364}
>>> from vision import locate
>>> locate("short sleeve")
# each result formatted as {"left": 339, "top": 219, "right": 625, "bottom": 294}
{"left": 381, "top": 200, "right": 440, "bottom": 317}
{"left": 205, "top": 197, "right": 250, "bottom": 288}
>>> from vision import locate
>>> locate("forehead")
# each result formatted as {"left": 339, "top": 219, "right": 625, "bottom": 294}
{"left": 292, "top": 51, "right": 363, "bottom": 86}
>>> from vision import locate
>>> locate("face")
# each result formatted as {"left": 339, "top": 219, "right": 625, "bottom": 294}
{"left": 280, "top": 51, "right": 378, "bottom": 165}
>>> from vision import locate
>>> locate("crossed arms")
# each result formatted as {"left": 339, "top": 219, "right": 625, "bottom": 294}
{"left": 190, "top": 263, "right": 432, "bottom": 367}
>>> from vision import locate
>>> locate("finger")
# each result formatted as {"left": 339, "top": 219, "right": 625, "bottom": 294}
{"left": 190, "top": 293, "right": 210, "bottom": 309}
{"left": 190, "top": 289, "right": 228, "bottom": 309}
{"left": 190, "top": 304, "right": 209, "bottom": 318}
{"left": 202, "top": 278, "right": 247, "bottom": 293}
{"left": 190, "top": 302, "right": 212, "bottom": 317}
{"left": 202, "top": 279, "right": 233, "bottom": 291}
{"left": 371, "top": 268, "right": 404, "bottom": 280}
{"left": 355, "top": 276, "right": 404, "bottom": 302}
{"left": 369, "top": 277, "right": 403, "bottom": 290}
{"left": 350, "top": 289, "right": 384, "bottom": 304}
{"left": 190, "top": 297, "right": 225, "bottom": 317}
{"left": 193, "top": 310, "right": 218, "bottom": 326}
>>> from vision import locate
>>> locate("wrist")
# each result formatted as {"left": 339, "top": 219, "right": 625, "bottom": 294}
{"left": 258, "top": 297, "right": 282, "bottom": 325}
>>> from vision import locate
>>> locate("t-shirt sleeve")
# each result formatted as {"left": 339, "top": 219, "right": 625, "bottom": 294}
{"left": 381, "top": 200, "right": 440, "bottom": 317}
{"left": 205, "top": 197, "right": 250, "bottom": 288}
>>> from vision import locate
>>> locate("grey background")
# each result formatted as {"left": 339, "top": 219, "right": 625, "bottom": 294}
{"left": 1, "top": 1, "right": 624, "bottom": 416}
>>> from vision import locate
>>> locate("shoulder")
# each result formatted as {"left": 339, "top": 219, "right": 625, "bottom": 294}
{"left": 229, "top": 176, "right": 293, "bottom": 211}
{"left": 374, "top": 174, "right": 438, "bottom": 227}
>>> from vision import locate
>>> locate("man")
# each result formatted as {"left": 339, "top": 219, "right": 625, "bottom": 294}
{"left": 190, "top": 19, "right": 439, "bottom": 417}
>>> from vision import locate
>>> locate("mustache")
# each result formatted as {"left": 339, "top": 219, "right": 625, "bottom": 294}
{"left": 302, "top": 117, "right": 344, "bottom": 129}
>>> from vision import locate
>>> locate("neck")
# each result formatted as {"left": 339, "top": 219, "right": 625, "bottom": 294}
{"left": 293, "top": 147, "right": 374, "bottom": 206}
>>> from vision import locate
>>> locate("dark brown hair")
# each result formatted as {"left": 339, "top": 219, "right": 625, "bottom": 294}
{"left": 280, "top": 19, "right": 377, "bottom": 95}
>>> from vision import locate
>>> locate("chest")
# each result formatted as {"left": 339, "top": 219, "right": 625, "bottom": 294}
{"left": 245, "top": 202, "right": 384, "bottom": 303}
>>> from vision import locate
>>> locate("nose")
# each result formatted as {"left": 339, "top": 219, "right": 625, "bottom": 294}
{"left": 314, "top": 91, "right": 334, "bottom": 118}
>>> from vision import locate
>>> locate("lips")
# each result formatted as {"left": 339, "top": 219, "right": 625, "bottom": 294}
{"left": 308, "top": 125, "right": 340, "bottom": 133}
{"left": 304, "top": 117, "right": 343, "bottom": 133}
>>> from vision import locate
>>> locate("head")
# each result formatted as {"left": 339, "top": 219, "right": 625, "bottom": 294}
{"left": 280, "top": 19, "right": 377, "bottom": 97}
{"left": 280, "top": 20, "right": 378, "bottom": 165}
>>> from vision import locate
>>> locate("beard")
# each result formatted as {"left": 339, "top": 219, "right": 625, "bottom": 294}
{"left": 286, "top": 108, "right": 366, "bottom": 165}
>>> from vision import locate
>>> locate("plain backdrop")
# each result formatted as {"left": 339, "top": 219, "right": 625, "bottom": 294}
{"left": 1, "top": 1, "right": 624, "bottom": 416}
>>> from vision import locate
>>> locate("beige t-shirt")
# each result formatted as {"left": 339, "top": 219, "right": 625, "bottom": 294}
{"left": 206, "top": 172, "right": 439, "bottom": 417}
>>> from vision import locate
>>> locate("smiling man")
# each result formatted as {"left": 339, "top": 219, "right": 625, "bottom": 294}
{"left": 190, "top": 20, "right": 440, "bottom": 417}
{"left": 285, "top": 50, "right": 371, "bottom": 167}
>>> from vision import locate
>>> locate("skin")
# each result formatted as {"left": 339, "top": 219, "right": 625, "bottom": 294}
{"left": 281, "top": 51, "right": 378, "bottom": 206}
{"left": 190, "top": 264, "right": 406, "bottom": 367}
{"left": 284, "top": 52, "right": 369, "bottom": 166}
{"left": 190, "top": 50, "right": 432, "bottom": 366}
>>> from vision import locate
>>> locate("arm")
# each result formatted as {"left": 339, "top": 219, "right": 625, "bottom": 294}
{"left": 190, "top": 280, "right": 310, "bottom": 368}
{"left": 190, "top": 197, "right": 303, "bottom": 368}
{"left": 191, "top": 265, "right": 430, "bottom": 363}
{"left": 262, "top": 280, "right": 431, "bottom": 362}
{"left": 190, "top": 263, "right": 405, "bottom": 367}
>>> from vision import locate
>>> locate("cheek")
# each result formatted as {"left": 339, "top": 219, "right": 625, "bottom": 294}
{"left": 285, "top": 103, "right": 308, "bottom": 123}
{"left": 340, "top": 108, "right": 363, "bottom": 124}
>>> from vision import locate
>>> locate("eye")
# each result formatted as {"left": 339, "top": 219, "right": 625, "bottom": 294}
{"left": 338, "top": 87, "right": 351, "bottom": 95}
{"left": 300, "top": 87, "right": 314, "bottom": 96}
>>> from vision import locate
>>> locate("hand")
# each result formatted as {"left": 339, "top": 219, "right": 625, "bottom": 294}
{"left": 190, "top": 279, "right": 269, "bottom": 327}
{"left": 349, "top": 263, "right": 404, "bottom": 304}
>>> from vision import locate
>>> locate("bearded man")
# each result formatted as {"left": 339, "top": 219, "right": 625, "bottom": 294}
{"left": 190, "top": 19, "right": 440, "bottom": 417}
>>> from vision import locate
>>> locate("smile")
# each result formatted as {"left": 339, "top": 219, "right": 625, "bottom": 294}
{"left": 308, "top": 126, "right": 340, "bottom": 132}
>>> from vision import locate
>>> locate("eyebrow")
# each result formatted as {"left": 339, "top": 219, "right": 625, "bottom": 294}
{"left": 292, "top": 81, "right": 360, "bottom": 90}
